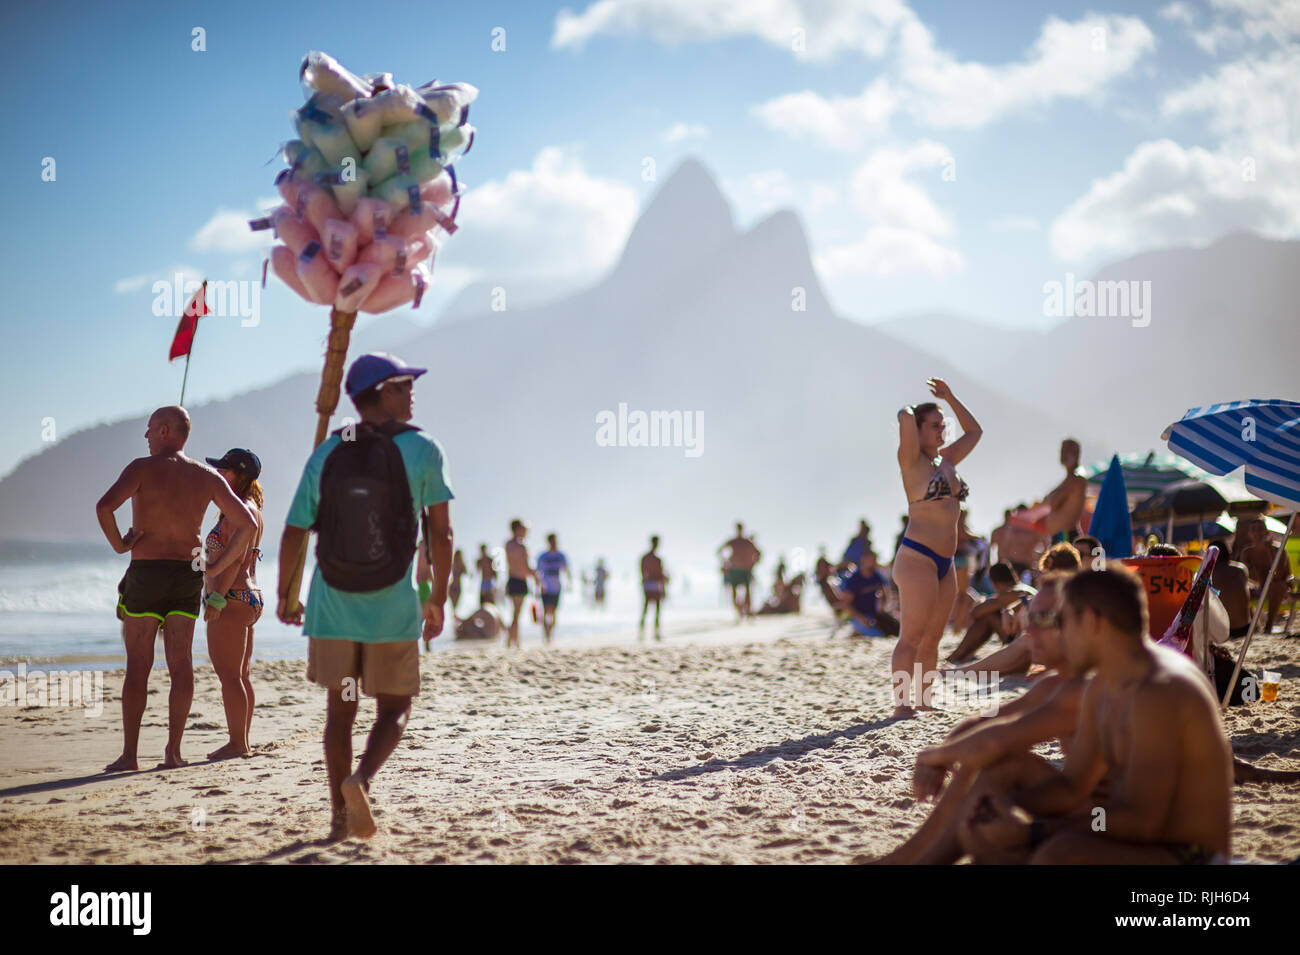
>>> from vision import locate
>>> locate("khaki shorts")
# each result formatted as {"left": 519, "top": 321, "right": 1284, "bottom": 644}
{"left": 306, "top": 638, "right": 420, "bottom": 698}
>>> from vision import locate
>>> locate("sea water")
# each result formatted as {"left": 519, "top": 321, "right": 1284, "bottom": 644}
{"left": 0, "top": 541, "right": 776, "bottom": 670}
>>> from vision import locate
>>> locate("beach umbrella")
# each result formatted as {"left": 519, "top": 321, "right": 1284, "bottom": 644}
{"left": 1088, "top": 454, "right": 1133, "bottom": 559}
{"left": 1131, "top": 479, "right": 1230, "bottom": 543}
{"left": 1084, "top": 451, "right": 1198, "bottom": 495}
{"left": 1161, "top": 399, "right": 1300, "bottom": 709}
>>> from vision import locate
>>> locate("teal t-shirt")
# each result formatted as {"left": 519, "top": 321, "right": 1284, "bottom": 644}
{"left": 286, "top": 428, "right": 454, "bottom": 643}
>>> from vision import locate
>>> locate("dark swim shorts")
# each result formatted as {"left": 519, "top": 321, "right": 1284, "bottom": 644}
{"left": 116, "top": 559, "right": 203, "bottom": 622}
{"left": 541, "top": 592, "right": 560, "bottom": 609}
{"left": 506, "top": 577, "right": 529, "bottom": 598}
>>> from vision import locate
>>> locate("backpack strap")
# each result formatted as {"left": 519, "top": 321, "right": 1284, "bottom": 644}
{"left": 329, "top": 419, "right": 422, "bottom": 439}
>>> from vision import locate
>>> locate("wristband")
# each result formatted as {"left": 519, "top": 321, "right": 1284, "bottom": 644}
{"left": 418, "top": 581, "right": 432, "bottom": 604}
{"left": 205, "top": 591, "right": 227, "bottom": 610}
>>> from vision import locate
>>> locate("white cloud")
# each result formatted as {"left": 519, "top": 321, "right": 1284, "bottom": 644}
{"left": 751, "top": 78, "right": 897, "bottom": 150}
{"left": 663, "top": 122, "right": 708, "bottom": 144}
{"left": 725, "top": 170, "right": 840, "bottom": 220}
{"left": 898, "top": 14, "right": 1155, "bottom": 129}
{"left": 1052, "top": 44, "right": 1300, "bottom": 261}
{"left": 446, "top": 146, "right": 638, "bottom": 283}
{"left": 553, "top": 0, "right": 912, "bottom": 61}
{"left": 751, "top": 12, "right": 1154, "bottom": 144}
{"left": 1049, "top": 139, "right": 1300, "bottom": 260}
{"left": 1159, "top": 2, "right": 1197, "bottom": 26}
{"left": 113, "top": 274, "right": 150, "bottom": 294}
{"left": 814, "top": 141, "right": 963, "bottom": 277}
{"left": 190, "top": 209, "right": 275, "bottom": 254}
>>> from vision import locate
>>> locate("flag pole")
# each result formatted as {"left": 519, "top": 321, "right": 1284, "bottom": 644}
{"left": 178, "top": 279, "right": 206, "bottom": 406}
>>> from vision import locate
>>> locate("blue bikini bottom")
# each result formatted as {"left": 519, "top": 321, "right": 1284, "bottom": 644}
{"left": 899, "top": 537, "right": 953, "bottom": 579}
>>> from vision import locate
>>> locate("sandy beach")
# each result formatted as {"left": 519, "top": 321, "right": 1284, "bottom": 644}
{"left": 2, "top": 614, "right": 1298, "bottom": 865}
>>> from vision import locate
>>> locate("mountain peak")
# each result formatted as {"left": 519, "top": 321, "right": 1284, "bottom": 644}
{"left": 609, "top": 158, "right": 736, "bottom": 283}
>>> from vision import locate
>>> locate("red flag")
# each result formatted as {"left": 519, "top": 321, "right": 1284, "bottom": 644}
{"left": 169, "top": 281, "right": 209, "bottom": 360}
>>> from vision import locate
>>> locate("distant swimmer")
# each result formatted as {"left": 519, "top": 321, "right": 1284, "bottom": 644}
{"left": 718, "top": 522, "right": 761, "bottom": 622}
{"left": 592, "top": 558, "right": 609, "bottom": 609}
{"left": 476, "top": 543, "right": 497, "bottom": 607}
{"left": 96, "top": 406, "right": 256, "bottom": 772}
{"left": 504, "top": 519, "right": 532, "bottom": 648}
{"left": 640, "top": 535, "right": 668, "bottom": 640}
{"left": 449, "top": 549, "right": 467, "bottom": 620}
{"left": 893, "top": 379, "right": 982, "bottom": 718}
{"left": 1044, "top": 439, "right": 1087, "bottom": 543}
{"left": 535, "top": 533, "right": 571, "bottom": 643}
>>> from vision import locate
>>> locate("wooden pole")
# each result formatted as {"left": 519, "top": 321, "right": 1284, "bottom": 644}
{"left": 1222, "top": 512, "right": 1298, "bottom": 710}
{"left": 281, "top": 306, "right": 358, "bottom": 617}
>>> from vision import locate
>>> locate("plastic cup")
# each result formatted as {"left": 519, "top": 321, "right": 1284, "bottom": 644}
{"left": 1261, "top": 670, "right": 1280, "bottom": 702}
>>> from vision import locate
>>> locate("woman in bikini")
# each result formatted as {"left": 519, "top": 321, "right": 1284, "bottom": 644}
{"left": 202, "top": 448, "right": 265, "bottom": 759}
{"left": 893, "top": 379, "right": 982, "bottom": 718}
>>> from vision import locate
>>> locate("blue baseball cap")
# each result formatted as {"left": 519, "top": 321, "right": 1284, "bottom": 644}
{"left": 345, "top": 352, "right": 427, "bottom": 397}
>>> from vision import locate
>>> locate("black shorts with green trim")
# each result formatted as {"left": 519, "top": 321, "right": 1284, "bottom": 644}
{"left": 116, "top": 559, "right": 203, "bottom": 622}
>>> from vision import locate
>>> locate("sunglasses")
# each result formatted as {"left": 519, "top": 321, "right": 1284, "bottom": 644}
{"left": 1028, "top": 609, "right": 1062, "bottom": 629}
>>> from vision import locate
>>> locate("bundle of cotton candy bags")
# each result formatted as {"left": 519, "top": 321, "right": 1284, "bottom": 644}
{"left": 250, "top": 51, "right": 476, "bottom": 313}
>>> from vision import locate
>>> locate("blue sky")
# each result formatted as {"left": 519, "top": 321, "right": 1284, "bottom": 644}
{"left": 2, "top": 0, "right": 1296, "bottom": 476}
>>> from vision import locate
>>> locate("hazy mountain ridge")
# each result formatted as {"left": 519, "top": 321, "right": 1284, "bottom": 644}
{"left": 4, "top": 160, "right": 1279, "bottom": 575}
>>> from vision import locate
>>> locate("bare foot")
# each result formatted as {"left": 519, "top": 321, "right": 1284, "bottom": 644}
{"left": 160, "top": 749, "right": 188, "bottom": 769}
{"left": 341, "top": 773, "right": 377, "bottom": 838}
{"left": 104, "top": 754, "right": 138, "bottom": 773}
{"left": 207, "top": 741, "right": 250, "bottom": 760}
{"left": 892, "top": 706, "right": 916, "bottom": 720}
{"left": 325, "top": 810, "right": 349, "bottom": 843}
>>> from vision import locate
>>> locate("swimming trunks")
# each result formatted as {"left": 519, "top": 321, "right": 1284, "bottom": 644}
{"left": 541, "top": 592, "right": 560, "bottom": 609}
{"left": 725, "top": 568, "right": 753, "bottom": 587}
{"left": 117, "top": 560, "right": 204, "bottom": 621}
{"left": 1228, "top": 624, "right": 1249, "bottom": 639}
{"left": 506, "top": 577, "right": 529, "bottom": 598}
{"left": 1164, "top": 842, "right": 1219, "bottom": 865}
{"left": 643, "top": 580, "right": 665, "bottom": 598}
{"left": 899, "top": 537, "right": 953, "bottom": 579}
{"left": 911, "top": 461, "right": 969, "bottom": 504}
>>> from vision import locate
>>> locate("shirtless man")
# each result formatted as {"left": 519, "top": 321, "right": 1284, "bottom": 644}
{"left": 95, "top": 406, "right": 255, "bottom": 771}
{"left": 1044, "top": 439, "right": 1087, "bottom": 542}
{"left": 991, "top": 508, "right": 1044, "bottom": 579}
{"left": 1240, "top": 519, "right": 1290, "bottom": 633}
{"left": 718, "top": 522, "right": 761, "bottom": 621}
{"left": 960, "top": 565, "right": 1233, "bottom": 864}
{"left": 504, "top": 519, "right": 532, "bottom": 648}
{"left": 640, "top": 535, "right": 667, "bottom": 640}
{"left": 875, "top": 573, "right": 1081, "bottom": 864}
{"left": 476, "top": 543, "right": 497, "bottom": 607}
{"left": 1208, "top": 537, "right": 1251, "bottom": 638}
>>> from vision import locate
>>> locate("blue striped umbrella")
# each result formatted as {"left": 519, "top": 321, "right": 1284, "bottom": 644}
{"left": 1162, "top": 399, "right": 1300, "bottom": 709}
{"left": 1161, "top": 400, "right": 1300, "bottom": 510}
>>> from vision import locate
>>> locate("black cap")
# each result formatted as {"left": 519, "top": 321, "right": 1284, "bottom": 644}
{"left": 206, "top": 448, "right": 262, "bottom": 480}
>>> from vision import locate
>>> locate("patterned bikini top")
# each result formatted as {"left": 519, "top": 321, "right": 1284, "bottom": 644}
{"left": 204, "top": 516, "right": 262, "bottom": 564}
{"left": 912, "top": 460, "right": 970, "bottom": 504}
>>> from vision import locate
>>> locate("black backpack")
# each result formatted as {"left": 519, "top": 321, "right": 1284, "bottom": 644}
{"left": 314, "top": 420, "right": 419, "bottom": 592}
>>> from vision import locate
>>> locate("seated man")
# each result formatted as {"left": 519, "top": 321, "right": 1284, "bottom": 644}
{"left": 834, "top": 551, "right": 900, "bottom": 637}
{"left": 874, "top": 572, "right": 1081, "bottom": 864}
{"left": 947, "top": 562, "right": 1035, "bottom": 663}
{"left": 959, "top": 565, "right": 1234, "bottom": 864}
